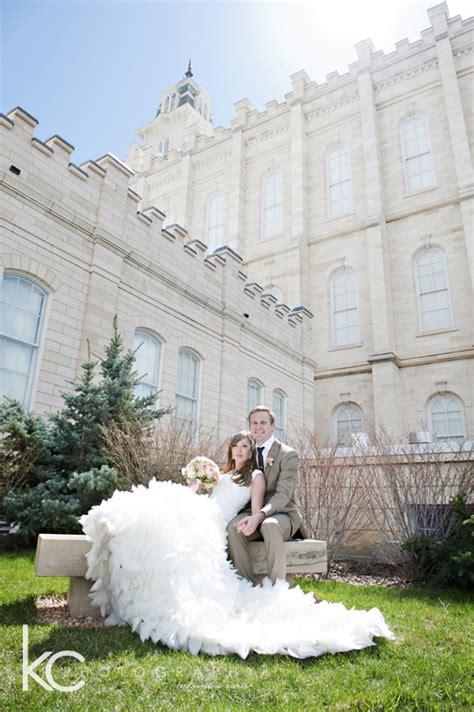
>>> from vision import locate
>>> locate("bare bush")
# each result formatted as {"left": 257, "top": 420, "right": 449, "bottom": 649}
{"left": 362, "top": 431, "right": 474, "bottom": 562}
{"left": 102, "top": 415, "right": 226, "bottom": 487}
{"left": 290, "top": 428, "right": 372, "bottom": 564}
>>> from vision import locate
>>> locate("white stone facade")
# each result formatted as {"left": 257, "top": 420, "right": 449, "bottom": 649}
{"left": 0, "top": 2, "right": 473, "bottom": 444}
{"left": 124, "top": 2, "right": 474, "bottom": 442}
{"left": 0, "top": 110, "right": 314, "bottom": 439}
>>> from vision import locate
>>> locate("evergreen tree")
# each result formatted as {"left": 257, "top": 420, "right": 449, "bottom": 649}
{"left": 1, "top": 319, "right": 168, "bottom": 542}
{"left": 50, "top": 359, "right": 106, "bottom": 476}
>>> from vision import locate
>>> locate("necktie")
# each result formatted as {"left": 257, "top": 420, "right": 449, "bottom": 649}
{"left": 257, "top": 447, "right": 265, "bottom": 471}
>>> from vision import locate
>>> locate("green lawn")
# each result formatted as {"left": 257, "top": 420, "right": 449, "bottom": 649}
{"left": 0, "top": 552, "right": 472, "bottom": 711}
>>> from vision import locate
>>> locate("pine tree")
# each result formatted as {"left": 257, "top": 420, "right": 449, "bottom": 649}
{"left": 2, "top": 319, "right": 168, "bottom": 542}
{"left": 50, "top": 358, "right": 106, "bottom": 475}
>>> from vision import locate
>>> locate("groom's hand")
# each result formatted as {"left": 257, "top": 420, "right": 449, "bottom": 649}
{"left": 234, "top": 512, "right": 265, "bottom": 536}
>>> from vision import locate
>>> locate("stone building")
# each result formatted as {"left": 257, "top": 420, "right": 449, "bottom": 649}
{"left": 0, "top": 116, "right": 314, "bottom": 439}
{"left": 125, "top": 2, "right": 474, "bottom": 444}
{"left": 1, "top": 2, "right": 473, "bottom": 444}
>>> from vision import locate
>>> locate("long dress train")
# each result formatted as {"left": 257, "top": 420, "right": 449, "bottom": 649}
{"left": 80, "top": 476, "right": 394, "bottom": 659}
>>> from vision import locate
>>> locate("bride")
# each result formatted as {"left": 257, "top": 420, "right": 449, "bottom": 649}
{"left": 80, "top": 430, "right": 394, "bottom": 659}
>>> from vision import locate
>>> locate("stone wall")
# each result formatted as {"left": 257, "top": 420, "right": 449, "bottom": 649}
{"left": 0, "top": 108, "right": 314, "bottom": 438}
{"left": 125, "top": 3, "right": 473, "bottom": 441}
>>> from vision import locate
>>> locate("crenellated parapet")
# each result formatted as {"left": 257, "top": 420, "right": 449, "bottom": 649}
{"left": 0, "top": 107, "right": 313, "bottom": 352}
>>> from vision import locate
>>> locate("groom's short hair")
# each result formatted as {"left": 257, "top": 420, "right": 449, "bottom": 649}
{"left": 248, "top": 406, "right": 275, "bottom": 425}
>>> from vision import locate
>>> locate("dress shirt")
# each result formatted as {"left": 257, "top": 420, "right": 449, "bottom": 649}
{"left": 257, "top": 435, "right": 275, "bottom": 467}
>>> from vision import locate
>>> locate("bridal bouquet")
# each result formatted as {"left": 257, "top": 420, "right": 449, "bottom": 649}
{"left": 182, "top": 456, "right": 220, "bottom": 495}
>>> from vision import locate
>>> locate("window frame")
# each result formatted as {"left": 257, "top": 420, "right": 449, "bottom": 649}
{"left": 175, "top": 347, "right": 201, "bottom": 423}
{"left": 334, "top": 403, "right": 364, "bottom": 445}
{"left": 0, "top": 273, "right": 48, "bottom": 408}
{"left": 247, "top": 377, "right": 264, "bottom": 414}
{"left": 326, "top": 143, "right": 353, "bottom": 218}
{"left": 206, "top": 192, "right": 225, "bottom": 251}
{"left": 261, "top": 170, "right": 284, "bottom": 240}
{"left": 133, "top": 329, "right": 162, "bottom": 401}
{"left": 414, "top": 248, "right": 454, "bottom": 333}
{"left": 330, "top": 269, "right": 360, "bottom": 347}
{"left": 428, "top": 394, "right": 465, "bottom": 444}
{"left": 272, "top": 388, "right": 287, "bottom": 440}
{"left": 159, "top": 138, "right": 169, "bottom": 158}
{"left": 400, "top": 114, "right": 436, "bottom": 194}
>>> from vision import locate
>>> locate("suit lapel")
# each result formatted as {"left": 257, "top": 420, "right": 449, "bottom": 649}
{"left": 264, "top": 440, "right": 280, "bottom": 480}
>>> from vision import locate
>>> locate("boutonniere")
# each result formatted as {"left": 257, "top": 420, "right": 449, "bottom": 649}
{"left": 266, "top": 458, "right": 274, "bottom": 467}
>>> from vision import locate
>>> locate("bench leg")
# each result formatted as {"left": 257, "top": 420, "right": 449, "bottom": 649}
{"left": 68, "top": 577, "right": 102, "bottom": 619}
{"left": 253, "top": 573, "right": 295, "bottom": 586}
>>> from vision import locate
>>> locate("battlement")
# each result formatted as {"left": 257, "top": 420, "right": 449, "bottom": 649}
{"left": 0, "top": 107, "right": 313, "bottom": 348}
{"left": 226, "top": 2, "right": 471, "bottom": 131}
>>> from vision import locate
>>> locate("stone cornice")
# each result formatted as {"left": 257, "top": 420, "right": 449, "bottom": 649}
{"left": 147, "top": 172, "right": 180, "bottom": 190}
{"left": 244, "top": 125, "right": 289, "bottom": 148}
{"left": 305, "top": 92, "right": 359, "bottom": 122}
{"left": 373, "top": 60, "right": 438, "bottom": 92}
{"left": 194, "top": 150, "right": 232, "bottom": 170}
{"left": 315, "top": 347, "right": 474, "bottom": 379}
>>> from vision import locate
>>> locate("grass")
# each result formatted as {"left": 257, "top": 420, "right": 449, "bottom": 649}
{"left": 0, "top": 551, "right": 472, "bottom": 711}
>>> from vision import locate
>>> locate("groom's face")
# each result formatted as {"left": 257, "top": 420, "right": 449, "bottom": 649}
{"left": 249, "top": 411, "right": 275, "bottom": 445}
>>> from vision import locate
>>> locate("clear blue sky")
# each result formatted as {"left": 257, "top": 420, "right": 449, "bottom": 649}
{"left": 1, "top": 0, "right": 472, "bottom": 165}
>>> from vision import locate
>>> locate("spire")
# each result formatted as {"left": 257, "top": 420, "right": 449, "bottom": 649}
{"left": 185, "top": 60, "right": 193, "bottom": 78}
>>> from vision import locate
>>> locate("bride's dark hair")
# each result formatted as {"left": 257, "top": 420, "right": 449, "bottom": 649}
{"left": 222, "top": 430, "right": 256, "bottom": 487}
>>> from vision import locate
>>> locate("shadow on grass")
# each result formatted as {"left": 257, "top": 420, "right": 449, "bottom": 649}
{"left": 20, "top": 624, "right": 391, "bottom": 671}
{"left": 0, "top": 595, "right": 37, "bottom": 625}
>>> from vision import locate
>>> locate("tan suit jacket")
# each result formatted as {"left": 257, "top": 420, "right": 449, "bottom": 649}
{"left": 259, "top": 439, "right": 301, "bottom": 536}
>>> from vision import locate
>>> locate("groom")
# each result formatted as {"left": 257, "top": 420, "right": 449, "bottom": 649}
{"left": 226, "top": 406, "right": 301, "bottom": 584}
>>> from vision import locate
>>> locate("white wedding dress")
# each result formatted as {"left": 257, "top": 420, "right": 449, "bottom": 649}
{"left": 80, "top": 474, "right": 394, "bottom": 659}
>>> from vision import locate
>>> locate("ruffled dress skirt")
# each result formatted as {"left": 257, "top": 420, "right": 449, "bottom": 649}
{"left": 80, "top": 480, "right": 394, "bottom": 659}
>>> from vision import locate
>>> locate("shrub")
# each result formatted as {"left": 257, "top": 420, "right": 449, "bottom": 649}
{"left": 1, "top": 319, "right": 167, "bottom": 542}
{"left": 403, "top": 495, "right": 474, "bottom": 588}
{"left": 0, "top": 399, "right": 52, "bottom": 497}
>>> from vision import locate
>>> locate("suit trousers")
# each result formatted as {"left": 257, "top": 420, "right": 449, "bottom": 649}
{"left": 226, "top": 513, "right": 292, "bottom": 584}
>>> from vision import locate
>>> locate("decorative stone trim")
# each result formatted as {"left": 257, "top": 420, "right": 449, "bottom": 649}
{"left": 0, "top": 254, "right": 62, "bottom": 292}
{"left": 68, "top": 163, "right": 88, "bottom": 180}
{"left": 80, "top": 160, "right": 106, "bottom": 177}
{"left": 96, "top": 153, "right": 134, "bottom": 177}
{"left": 45, "top": 134, "right": 75, "bottom": 154}
{"left": 7, "top": 106, "right": 38, "bottom": 127}
{"left": 31, "top": 137, "right": 54, "bottom": 156}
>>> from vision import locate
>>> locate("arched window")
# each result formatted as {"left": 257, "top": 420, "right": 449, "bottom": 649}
{"left": 207, "top": 193, "right": 225, "bottom": 251}
{"left": 176, "top": 348, "right": 201, "bottom": 422}
{"left": 272, "top": 389, "right": 287, "bottom": 440}
{"left": 247, "top": 378, "right": 263, "bottom": 413}
{"left": 164, "top": 95, "right": 170, "bottom": 113}
{"left": 335, "top": 404, "right": 364, "bottom": 445}
{"left": 197, "top": 98, "right": 202, "bottom": 115}
{"left": 326, "top": 144, "right": 353, "bottom": 218}
{"left": 429, "top": 395, "right": 465, "bottom": 444}
{"left": 159, "top": 138, "right": 169, "bottom": 158}
{"left": 262, "top": 171, "right": 283, "bottom": 239}
{"left": 133, "top": 330, "right": 161, "bottom": 400}
{"left": 170, "top": 92, "right": 176, "bottom": 111}
{"left": 415, "top": 248, "right": 453, "bottom": 332}
{"left": 400, "top": 115, "right": 435, "bottom": 193}
{"left": 203, "top": 102, "right": 208, "bottom": 120}
{"left": 330, "top": 270, "right": 360, "bottom": 346}
{"left": 0, "top": 274, "right": 46, "bottom": 407}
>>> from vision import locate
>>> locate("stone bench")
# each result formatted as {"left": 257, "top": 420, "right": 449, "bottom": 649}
{"left": 35, "top": 533, "right": 328, "bottom": 618}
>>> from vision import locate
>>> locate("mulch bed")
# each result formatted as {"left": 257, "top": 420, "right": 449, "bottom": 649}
{"left": 36, "top": 594, "right": 104, "bottom": 628}
{"left": 310, "top": 560, "right": 416, "bottom": 588}
{"left": 35, "top": 561, "right": 415, "bottom": 628}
